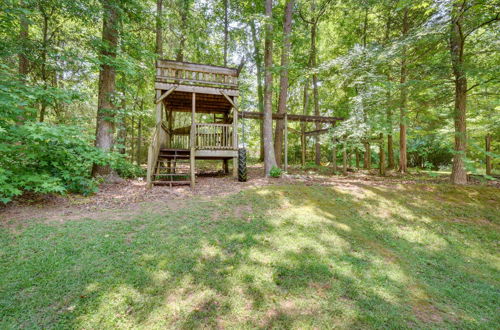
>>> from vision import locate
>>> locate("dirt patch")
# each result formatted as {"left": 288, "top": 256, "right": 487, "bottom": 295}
{"left": 413, "top": 302, "right": 444, "bottom": 324}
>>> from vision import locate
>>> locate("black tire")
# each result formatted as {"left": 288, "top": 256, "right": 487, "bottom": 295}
{"left": 238, "top": 148, "right": 247, "bottom": 182}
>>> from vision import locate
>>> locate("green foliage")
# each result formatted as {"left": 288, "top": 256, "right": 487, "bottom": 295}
{"left": 269, "top": 165, "right": 282, "bottom": 178}
{"left": 407, "top": 134, "right": 454, "bottom": 170}
{"left": 0, "top": 121, "right": 143, "bottom": 203}
{"left": 111, "top": 156, "right": 145, "bottom": 179}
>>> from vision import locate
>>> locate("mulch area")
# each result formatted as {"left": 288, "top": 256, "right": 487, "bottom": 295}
{"left": 1, "top": 166, "right": 498, "bottom": 226}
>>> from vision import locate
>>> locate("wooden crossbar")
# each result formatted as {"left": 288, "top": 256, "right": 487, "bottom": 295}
{"left": 238, "top": 111, "right": 343, "bottom": 124}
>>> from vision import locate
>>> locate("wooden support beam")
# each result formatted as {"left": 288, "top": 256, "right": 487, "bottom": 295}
{"left": 190, "top": 93, "right": 196, "bottom": 188}
{"left": 238, "top": 111, "right": 343, "bottom": 124}
{"left": 220, "top": 90, "right": 237, "bottom": 108}
{"left": 232, "top": 97, "right": 239, "bottom": 179}
{"left": 304, "top": 128, "right": 330, "bottom": 136}
{"left": 155, "top": 86, "right": 177, "bottom": 104}
{"left": 155, "top": 90, "right": 163, "bottom": 124}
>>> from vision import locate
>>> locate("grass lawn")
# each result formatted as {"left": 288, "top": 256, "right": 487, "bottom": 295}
{"left": 1, "top": 181, "right": 499, "bottom": 328}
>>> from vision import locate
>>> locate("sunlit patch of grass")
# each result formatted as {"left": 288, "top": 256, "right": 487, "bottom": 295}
{"left": 1, "top": 182, "right": 499, "bottom": 328}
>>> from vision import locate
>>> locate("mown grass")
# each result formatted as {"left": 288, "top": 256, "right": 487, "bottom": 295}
{"left": 1, "top": 182, "right": 499, "bottom": 328}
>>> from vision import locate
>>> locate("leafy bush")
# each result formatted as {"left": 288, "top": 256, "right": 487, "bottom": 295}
{"left": 111, "top": 156, "right": 145, "bottom": 179}
{"left": 269, "top": 166, "right": 282, "bottom": 178}
{"left": 0, "top": 122, "right": 144, "bottom": 203}
{"left": 0, "top": 69, "right": 145, "bottom": 203}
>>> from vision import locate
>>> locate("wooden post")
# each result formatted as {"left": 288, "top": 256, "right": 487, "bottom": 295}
{"left": 342, "top": 141, "right": 348, "bottom": 176}
{"left": 232, "top": 97, "right": 239, "bottom": 178}
{"left": 155, "top": 90, "right": 162, "bottom": 124}
{"left": 379, "top": 133, "right": 386, "bottom": 176}
{"left": 486, "top": 134, "right": 492, "bottom": 176}
{"left": 190, "top": 93, "right": 196, "bottom": 188}
{"left": 284, "top": 113, "right": 288, "bottom": 172}
{"left": 223, "top": 111, "right": 229, "bottom": 174}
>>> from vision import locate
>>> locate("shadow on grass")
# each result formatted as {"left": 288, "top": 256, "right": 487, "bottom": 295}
{"left": 0, "top": 183, "right": 499, "bottom": 328}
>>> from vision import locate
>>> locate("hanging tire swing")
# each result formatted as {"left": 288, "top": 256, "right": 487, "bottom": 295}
{"left": 238, "top": 148, "right": 247, "bottom": 182}
{"left": 238, "top": 111, "right": 248, "bottom": 182}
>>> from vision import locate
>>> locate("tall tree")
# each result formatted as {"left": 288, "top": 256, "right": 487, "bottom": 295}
{"left": 250, "top": 20, "right": 265, "bottom": 161}
{"left": 156, "top": 0, "right": 163, "bottom": 56}
{"left": 274, "top": 0, "right": 295, "bottom": 167}
{"left": 300, "top": 0, "right": 332, "bottom": 165}
{"left": 175, "top": 0, "right": 190, "bottom": 61}
{"left": 384, "top": 7, "right": 395, "bottom": 169}
{"left": 399, "top": 7, "right": 409, "bottom": 173}
{"left": 92, "top": 0, "right": 120, "bottom": 176}
{"left": 223, "top": 0, "right": 228, "bottom": 66}
{"left": 18, "top": 0, "right": 29, "bottom": 79}
{"left": 448, "top": 1, "right": 499, "bottom": 184}
{"left": 263, "top": 0, "right": 277, "bottom": 175}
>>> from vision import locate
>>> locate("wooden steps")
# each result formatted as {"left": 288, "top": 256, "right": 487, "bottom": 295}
{"left": 152, "top": 148, "right": 192, "bottom": 186}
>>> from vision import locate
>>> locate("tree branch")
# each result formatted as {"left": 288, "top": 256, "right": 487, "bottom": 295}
{"left": 465, "top": 12, "right": 500, "bottom": 39}
{"left": 467, "top": 77, "right": 499, "bottom": 92}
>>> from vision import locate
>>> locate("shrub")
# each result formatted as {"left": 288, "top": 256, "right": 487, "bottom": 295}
{"left": 269, "top": 166, "right": 282, "bottom": 178}
{"left": 111, "top": 156, "right": 145, "bottom": 179}
{"left": 0, "top": 122, "right": 142, "bottom": 203}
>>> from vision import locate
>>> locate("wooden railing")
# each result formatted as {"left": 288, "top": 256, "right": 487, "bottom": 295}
{"left": 194, "top": 123, "right": 233, "bottom": 150}
{"left": 171, "top": 134, "right": 190, "bottom": 149}
{"left": 156, "top": 60, "right": 238, "bottom": 90}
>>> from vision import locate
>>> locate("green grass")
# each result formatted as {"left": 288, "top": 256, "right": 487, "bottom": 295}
{"left": 1, "top": 182, "right": 499, "bottom": 328}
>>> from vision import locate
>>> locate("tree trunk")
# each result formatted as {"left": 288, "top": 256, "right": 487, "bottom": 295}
{"left": 449, "top": 2, "right": 468, "bottom": 184}
{"left": 39, "top": 12, "right": 49, "bottom": 122}
{"left": 92, "top": 0, "right": 119, "bottom": 176}
{"left": 176, "top": 2, "right": 189, "bottom": 62}
{"left": 250, "top": 21, "right": 265, "bottom": 161}
{"left": 342, "top": 142, "right": 347, "bottom": 175}
{"left": 136, "top": 116, "right": 142, "bottom": 165}
{"left": 364, "top": 142, "right": 371, "bottom": 170}
{"left": 355, "top": 149, "right": 360, "bottom": 169}
{"left": 301, "top": 80, "right": 310, "bottom": 166}
{"left": 19, "top": 0, "right": 29, "bottom": 78}
{"left": 263, "top": 0, "right": 278, "bottom": 175}
{"left": 117, "top": 116, "right": 127, "bottom": 154}
{"left": 131, "top": 117, "right": 135, "bottom": 163}
{"left": 399, "top": 8, "right": 409, "bottom": 173}
{"left": 311, "top": 22, "right": 321, "bottom": 165}
{"left": 223, "top": 0, "right": 228, "bottom": 66}
{"left": 332, "top": 143, "right": 337, "bottom": 172}
{"left": 485, "top": 134, "right": 492, "bottom": 176}
{"left": 155, "top": 0, "right": 163, "bottom": 56}
{"left": 17, "top": 0, "right": 29, "bottom": 124}
{"left": 384, "top": 10, "right": 395, "bottom": 170}
{"left": 274, "top": 0, "right": 294, "bottom": 167}
{"left": 379, "top": 133, "right": 386, "bottom": 176}
{"left": 388, "top": 134, "right": 394, "bottom": 169}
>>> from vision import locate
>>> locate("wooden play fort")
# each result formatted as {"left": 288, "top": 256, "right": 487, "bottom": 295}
{"left": 147, "top": 59, "right": 343, "bottom": 188}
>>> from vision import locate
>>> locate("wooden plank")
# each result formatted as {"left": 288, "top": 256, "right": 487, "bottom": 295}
{"left": 238, "top": 111, "right": 343, "bottom": 124}
{"left": 155, "top": 82, "right": 239, "bottom": 96}
{"left": 304, "top": 128, "right": 330, "bottom": 136}
{"left": 156, "top": 76, "right": 238, "bottom": 88}
{"left": 195, "top": 149, "right": 238, "bottom": 158}
{"left": 155, "top": 86, "right": 177, "bottom": 104}
{"left": 156, "top": 60, "right": 238, "bottom": 76}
